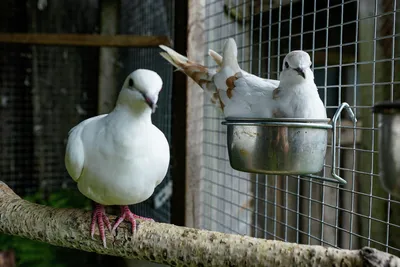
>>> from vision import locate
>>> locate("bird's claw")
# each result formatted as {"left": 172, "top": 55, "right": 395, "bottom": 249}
{"left": 112, "top": 206, "right": 155, "bottom": 235}
{"left": 90, "top": 204, "right": 112, "bottom": 248}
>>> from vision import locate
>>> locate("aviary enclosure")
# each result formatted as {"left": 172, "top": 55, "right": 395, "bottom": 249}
{"left": 0, "top": 0, "right": 399, "bottom": 266}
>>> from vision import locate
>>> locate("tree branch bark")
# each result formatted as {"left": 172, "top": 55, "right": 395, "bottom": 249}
{"left": 0, "top": 181, "right": 387, "bottom": 266}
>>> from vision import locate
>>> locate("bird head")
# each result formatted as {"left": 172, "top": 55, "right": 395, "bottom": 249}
{"left": 118, "top": 69, "right": 163, "bottom": 113}
{"left": 280, "top": 50, "right": 314, "bottom": 83}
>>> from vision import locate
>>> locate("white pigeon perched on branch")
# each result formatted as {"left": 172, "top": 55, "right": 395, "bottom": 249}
{"left": 64, "top": 69, "right": 170, "bottom": 247}
{"left": 159, "top": 38, "right": 280, "bottom": 118}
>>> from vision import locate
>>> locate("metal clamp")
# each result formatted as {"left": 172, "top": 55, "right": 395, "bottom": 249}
{"left": 304, "top": 102, "right": 357, "bottom": 185}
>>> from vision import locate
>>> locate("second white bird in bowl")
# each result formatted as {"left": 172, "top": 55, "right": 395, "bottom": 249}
{"left": 158, "top": 38, "right": 355, "bottom": 182}
{"left": 159, "top": 38, "right": 327, "bottom": 120}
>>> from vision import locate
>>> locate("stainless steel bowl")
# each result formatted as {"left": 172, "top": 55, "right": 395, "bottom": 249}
{"left": 222, "top": 102, "right": 357, "bottom": 184}
{"left": 373, "top": 101, "right": 400, "bottom": 197}
{"left": 222, "top": 118, "right": 330, "bottom": 175}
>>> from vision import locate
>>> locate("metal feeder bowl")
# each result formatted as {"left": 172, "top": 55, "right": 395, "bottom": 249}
{"left": 373, "top": 101, "right": 400, "bottom": 197}
{"left": 221, "top": 102, "right": 357, "bottom": 184}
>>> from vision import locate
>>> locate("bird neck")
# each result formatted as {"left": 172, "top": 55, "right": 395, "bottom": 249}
{"left": 280, "top": 77, "right": 314, "bottom": 89}
{"left": 114, "top": 101, "right": 152, "bottom": 122}
{"left": 280, "top": 68, "right": 315, "bottom": 87}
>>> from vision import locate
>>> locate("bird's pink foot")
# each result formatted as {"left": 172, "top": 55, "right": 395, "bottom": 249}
{"left": 112, "top": 205, "right": 154, "bottom": 234}
{"left": 90, "top": 203, "right": 112, "bottom": 248}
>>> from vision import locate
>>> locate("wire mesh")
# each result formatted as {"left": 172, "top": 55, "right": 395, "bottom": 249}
{"left": 0, "top": 0, "right": 174, "bottom": 224}
{"left": 0, "top": 0, "right": 101, "bottom": 196}
{"left": 120, "top": 0, "right": 174, "bottom": 223}
{"left": 201, "top": 0, "right": 400, "bottom": 256}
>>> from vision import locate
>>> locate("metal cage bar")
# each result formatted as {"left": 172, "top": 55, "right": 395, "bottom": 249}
{"left": 201, "top": 0, "right": 400, "bottom": 256}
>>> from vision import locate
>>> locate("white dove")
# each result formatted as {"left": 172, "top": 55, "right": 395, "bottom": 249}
{"left": 272, "top": 50, "right": 327, "bottom": 119}
{"left": 159, "top": 38, "right": 280, "bottom": 118}
{"left": 270, "top": 50, "right": 328, "bottom": 153}
{"left": 64, "top": 69, "right": 170, "bottom": 247}
{"left": 160, "top": 38, "right": 326, "bottom": 120}
{"left": 212, "top": 47, "right": 327, "bottom": 119}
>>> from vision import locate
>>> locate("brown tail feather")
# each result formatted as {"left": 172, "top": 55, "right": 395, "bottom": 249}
{"left": 159, "top": 45, "right": 211, "bottom": 85}
{"left": 159, "top": 45, "right": 225, "bottom": 112}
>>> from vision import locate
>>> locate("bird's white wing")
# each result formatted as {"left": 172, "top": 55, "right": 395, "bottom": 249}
{"left": 212, "top": 39, "right": 280, "bottom": 118}
{"left": 224, "top": 72, "right": 280, "bottom": 118}
{"left": 160, "top": 38, "right": 280, "bottom": 118}
{"left": 208, "top": 48, "right": 252, "bottom": 77}
{"left": 65, "top": 114, "right": 107, "bottom": 182}
{"left": 215, "top": 74, "right": 277, "bottom": 118}
{"left": 233, "top": 72, "right": 279, "bottom": 96}
{"left": 212, "top": 39, "right": 241, "bottom": 91}
{"left": 208, "top": 47, "right": 279, "bottom": 94}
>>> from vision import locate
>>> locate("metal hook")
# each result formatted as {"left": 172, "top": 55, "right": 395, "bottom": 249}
{"left": 330, "top": 102, "right": 357, "bottom": 185}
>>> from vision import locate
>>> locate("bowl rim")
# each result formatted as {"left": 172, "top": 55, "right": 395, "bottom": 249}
{"left": 373, "top": 101, "right": 400, "bottom": 113}
{"left": 223, "top": 117, "right": 331, "bottom": 123}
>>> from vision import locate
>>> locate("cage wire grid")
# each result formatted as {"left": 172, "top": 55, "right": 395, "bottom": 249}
{"left": 201, "top": 0, "right": 400, "bottom": 256}
{"left": 119, "top": 0, "right": 174, "bottom": 223}
{"left": 0, "top": 0, "right": 174, "bottom": 223}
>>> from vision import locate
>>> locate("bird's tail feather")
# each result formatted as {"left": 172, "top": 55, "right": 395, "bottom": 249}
{"left": 221, "top": 38, "right": 240, "bottom": 72}
{"left": 208, "top": 49, "right": 223, "bottom": 67}
{"left": 212, "top": 38, "right": 242, "bottom": 91}
{"left": 159, "top": 45, "right": 225, "bottom": 112}
{"left": 159, "top": 45, "right": 189, "bottom": 69}
{"left": 159, "top": 45, "right": 213, "bottom": 89}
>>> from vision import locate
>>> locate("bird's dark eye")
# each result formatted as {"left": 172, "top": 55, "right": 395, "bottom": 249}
{"left": 128, "top": 78, "right": 134, "bottom": 87}
{"left": 285, "top": 61, "right": 289, "bottom": 68}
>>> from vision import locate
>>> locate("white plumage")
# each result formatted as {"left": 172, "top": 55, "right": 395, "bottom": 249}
{"left": 273, "top": 50, "right": 327, "bottom": 119}
{"left": 159, "top": 38, "right": 326, "bottom": 120}
{"left": 65, "top": 69, "right": 170, "bottom": 247}
{"left": 160, "top": 38, "right": 280, "bottom": 118}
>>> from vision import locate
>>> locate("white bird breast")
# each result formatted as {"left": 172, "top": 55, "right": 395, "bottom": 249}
{"left": 76, "top": 123, "right": 170, "bottom": 206}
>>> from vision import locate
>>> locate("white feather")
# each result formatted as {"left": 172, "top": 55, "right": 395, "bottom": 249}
{"left": 65, "top": 114, "right": 107, "bottom": 182}
{"left": 275, "top": 50, "right": 327, "bottom": 119}
{"left": 213, "top": 39, "right": 280, "bottom": 118}
{"left": 65, "top": 69, "right": 170, "bottom": 206}
{"left": 159, "top": 39, "right": 326, "bottom": 119}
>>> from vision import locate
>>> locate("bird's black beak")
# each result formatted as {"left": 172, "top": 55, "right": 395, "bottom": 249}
{"left": 144, "top": 95, "right": 157, "bottom": 113}
{"left": 295, "top": 68, "right": 305, "bottom": 79}
{"left": 139, "top": 91, "right": 157, "bottom": 112}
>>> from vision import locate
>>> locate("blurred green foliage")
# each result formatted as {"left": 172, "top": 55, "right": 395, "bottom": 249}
{"left": 0, "top": 188, "right": 112, "bottom": 267}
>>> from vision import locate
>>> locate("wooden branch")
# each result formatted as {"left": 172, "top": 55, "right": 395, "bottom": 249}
{"left": 0, "top": 181, "right": 392, "bottom": 266}
{"left": 361, "top": 247, "right": 400, "bottom": 267}
{"left": 0, "top": 33, "right": 171, "bottom": 47}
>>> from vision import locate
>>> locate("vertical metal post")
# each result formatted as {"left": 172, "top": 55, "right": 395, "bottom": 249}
{"left": 170, "top": 0, "right": 188, "bottom": 227}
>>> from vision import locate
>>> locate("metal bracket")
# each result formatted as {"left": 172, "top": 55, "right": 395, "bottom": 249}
{"left": 330, "top": 102, "right": 357, "bottom": 184}
{"left": 304, "top": 102, "right": 357, "bottom": 185}
{"left": 298, "top": 103, "right": 357, "bottom": 185}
